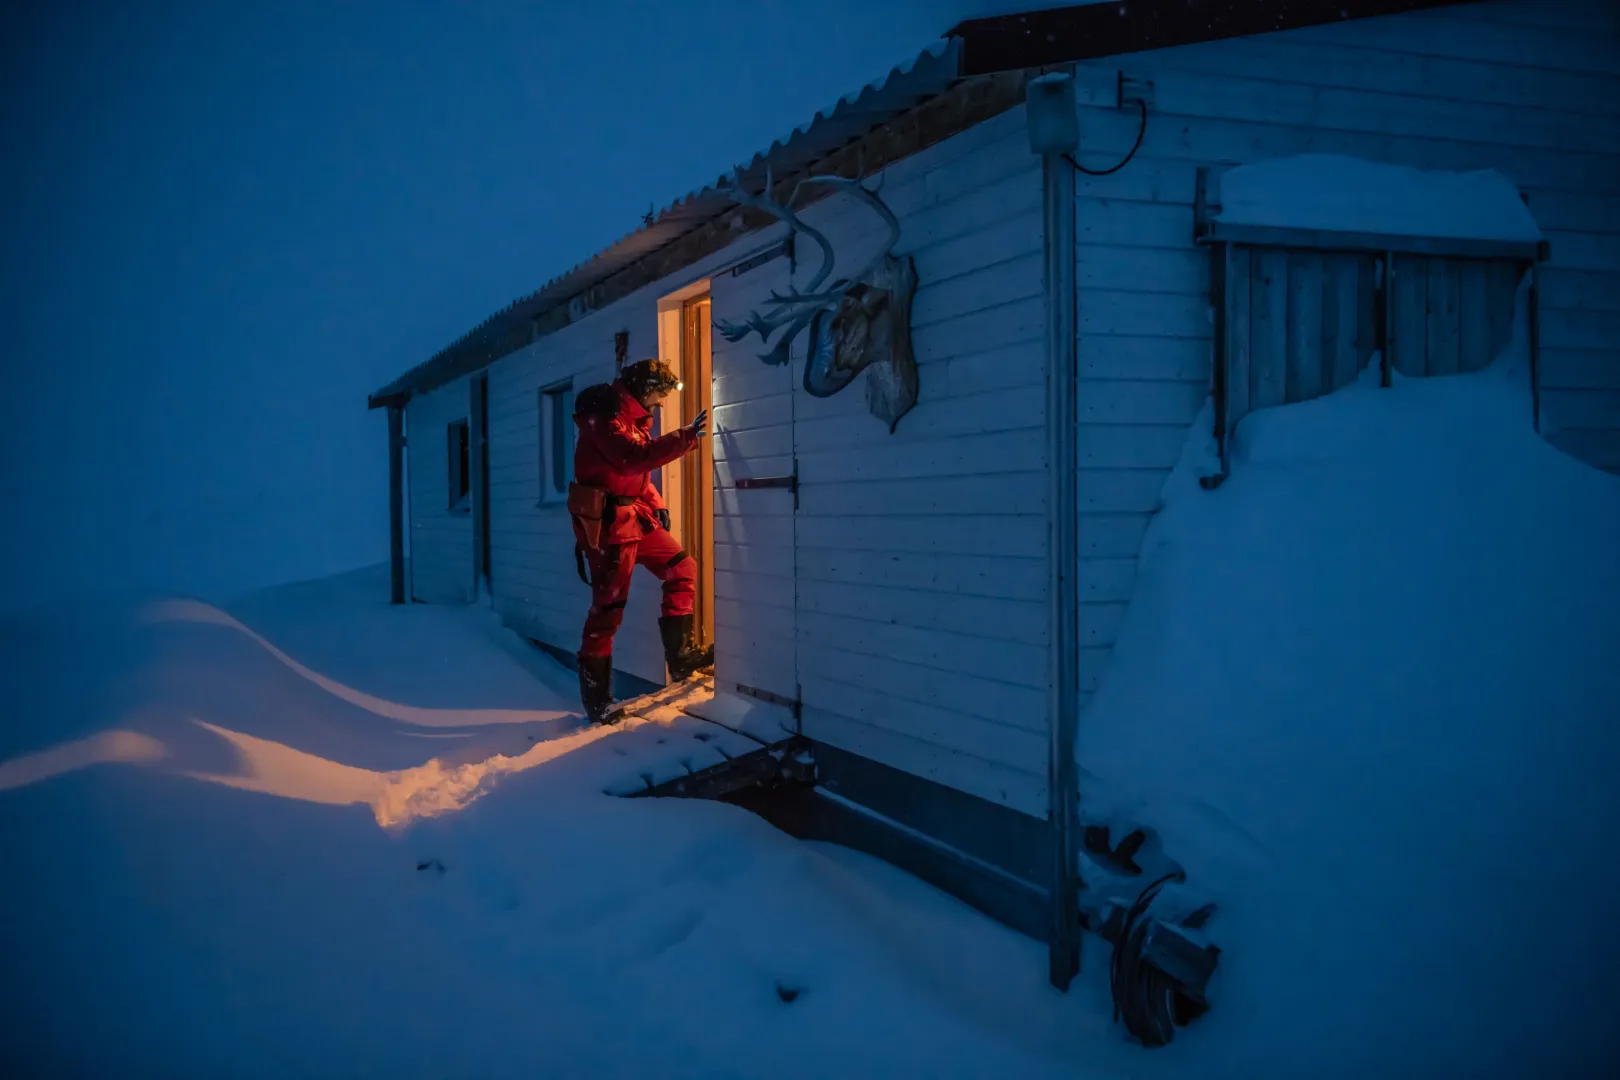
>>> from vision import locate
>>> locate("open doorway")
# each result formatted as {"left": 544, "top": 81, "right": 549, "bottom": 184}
{"left": 657, "top": 284, "right": 715, "bottom": 653}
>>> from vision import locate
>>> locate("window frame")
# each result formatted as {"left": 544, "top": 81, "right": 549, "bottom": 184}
{"left": 447, "top": 418, "right": 471, "bottom": 513}
{"left": 537, "top": 380, "right": 575, "bottom": 506}
{"left": 1194, "top": 165, "right": 1546, "bottom": 489}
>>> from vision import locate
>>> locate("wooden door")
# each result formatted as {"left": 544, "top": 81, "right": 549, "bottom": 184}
{"left": 708, "top": 257, "right": 799, "bottom": 725}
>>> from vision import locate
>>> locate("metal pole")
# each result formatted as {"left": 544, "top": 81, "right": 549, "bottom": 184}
{"left": 1034, "top": 73, "right": 1082, "bottom": 992}
{"left": 388, "top": 403, "right": 406, "bottom": 605}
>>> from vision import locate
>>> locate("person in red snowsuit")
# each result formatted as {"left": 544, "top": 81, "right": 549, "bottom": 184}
{"left": 569, "top": 358, "right": 711, "bottom": 722}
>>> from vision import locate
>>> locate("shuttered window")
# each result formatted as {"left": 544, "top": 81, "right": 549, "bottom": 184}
{"left": 1386, "top": 256, "right": 1523, "bottom": 380}
{"left": 1217, "top": 248, "right": 1525, "bottom": 439}
{"left": 1198, "top": 186, "right": 1546, "bottom": 486}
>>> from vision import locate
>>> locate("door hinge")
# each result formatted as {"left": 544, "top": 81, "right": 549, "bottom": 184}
{"left": 734, "top": 458, "right": 799, "bottom": 510}
{"left": 735, "top": 681, "right": 802, "bottom": 724}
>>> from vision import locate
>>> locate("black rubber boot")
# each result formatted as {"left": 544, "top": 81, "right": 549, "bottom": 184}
{"left": 658, "top": 615, "right": 714, "bottom": 682}
{"left": 578, "top": 653, "right": 616, "bottom": 724}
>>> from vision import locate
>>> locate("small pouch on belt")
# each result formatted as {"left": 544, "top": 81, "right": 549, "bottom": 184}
{"left": 568, "top": 482, "right": 608, "bottom": 552}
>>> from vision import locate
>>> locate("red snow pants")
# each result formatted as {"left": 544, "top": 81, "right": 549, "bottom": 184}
{"left": 579, "top": 521, "right": 695, "bottom": 659}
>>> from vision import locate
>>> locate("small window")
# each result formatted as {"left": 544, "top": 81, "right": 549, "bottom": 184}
{"left": 539, "top": 381, "right": 575, "bottom": 504}
{"left": 448, "top": 418, "right": 471, "bottom": 511}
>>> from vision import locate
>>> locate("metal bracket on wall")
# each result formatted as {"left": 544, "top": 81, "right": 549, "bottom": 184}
{"left": 1117, "top": 71, "right": 1154, "bottom": 109}
{"left": 728, "top": 235, "right": 794, "bottom": 279}
{"left": 735, "top": 681, "right": 803, "bottom": 725}
{"left": 734, "top": 460, "right": 800, "bottom": 510}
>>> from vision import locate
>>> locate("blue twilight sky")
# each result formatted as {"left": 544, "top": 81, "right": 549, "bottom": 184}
{"left": 0, "top": 0, "right": 1077, "bottom": 612}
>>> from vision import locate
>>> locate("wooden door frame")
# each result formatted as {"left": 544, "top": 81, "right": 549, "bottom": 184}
{"left": 679, "top": 294, "right": 715, "bottom": 647}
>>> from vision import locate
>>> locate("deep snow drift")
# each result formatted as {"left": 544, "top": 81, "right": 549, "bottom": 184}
{"left": 0, "top": 566, "right": 1125, "bottom": 1079}
{"left": 5, "top": 305, "right": 1617, "bottom": 1078}
{"left": 1080, "top": 309, "right": 1620, "bottom": 1077}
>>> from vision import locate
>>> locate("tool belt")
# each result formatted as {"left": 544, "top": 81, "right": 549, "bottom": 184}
{"left": 569, "top": 483, "right": 638, "bottom": 585}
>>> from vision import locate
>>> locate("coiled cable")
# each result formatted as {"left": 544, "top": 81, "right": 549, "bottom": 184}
{"left": 1109, "top": 869, "right": 1186, "bottom": 1047}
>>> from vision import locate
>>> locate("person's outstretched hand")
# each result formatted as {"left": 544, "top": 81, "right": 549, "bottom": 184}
{"left": 688, "top": 409, "right": 709, "bottom": 438}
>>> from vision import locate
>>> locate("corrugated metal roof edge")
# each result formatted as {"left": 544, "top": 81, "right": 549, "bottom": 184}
{"left": 368, "top": 38, "right": 963, "bottom": 407}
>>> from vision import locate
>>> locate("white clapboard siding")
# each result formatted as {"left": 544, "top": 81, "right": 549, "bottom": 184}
{"left": 1071, "top": 0, "right": 1620, "bottom": 708}
{"left": 709, "top": 248, "right": 800, "bottom": 714}
{"left": 405, "top": 377, "right": 475, "bottom": 604}
{"left": 1119, "top": 15, "right": 1620, "bottom": 117}
{"left": 1445, "top": 0, "right": 1620, "bottom": 34}
{"left": 797, "top": 610, "right": 1050, "bottom": 691}
{"left": 801, "top": 706, "right": 1049, "bottom": 818}
{"left": 792, "top": 548, "right": 1049, "bottom": 603}
{"left": 771, "top": 104, "right": 1051, "bottom": 817}
{"left": 797, "top": 643, "right": 1048, "bottom": 734}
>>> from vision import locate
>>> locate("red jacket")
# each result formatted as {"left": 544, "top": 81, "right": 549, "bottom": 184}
{"left": 574, "top": 381, "right": 696, "bottom": 544}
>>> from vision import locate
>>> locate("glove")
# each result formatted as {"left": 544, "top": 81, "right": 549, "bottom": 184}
{"left": 688, "top": 409, "right": 709, "bottom": 438}
{"left": 655, "top": 508, "right": 671, "bottom": 532}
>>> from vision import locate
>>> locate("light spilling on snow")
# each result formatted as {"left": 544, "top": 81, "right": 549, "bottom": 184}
{"left": 0, "top": 729, "right": 166, "bottom": 792}
{"left": 1078, "top": 287, "right": 1620, "bottom": 1077}
{"left": 140, "top": 599, "right": 574, "bottom": 728}
{"left": 1214, "top": 154, "right": 1545, "bottom": 242}
{"left": 0, "top": 567, "right": 1114, "bottom": 1078}
{"left": 0, "top": 596, "right": 634, "bottom": 827}
{"left": 173, "top": 717, "right": 625, "bottom": 828}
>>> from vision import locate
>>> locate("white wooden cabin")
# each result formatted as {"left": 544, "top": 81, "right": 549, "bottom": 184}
{"left": 369, "top": 0, "right": 1620, "bottom": 987}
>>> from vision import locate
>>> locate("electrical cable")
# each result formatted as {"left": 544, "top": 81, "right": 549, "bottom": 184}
{"left": 1109, "top": 868, "right": 1185, "bottom": 1048}
{"left": 1062, "top": 98, "right": 1149, "bottom": 177}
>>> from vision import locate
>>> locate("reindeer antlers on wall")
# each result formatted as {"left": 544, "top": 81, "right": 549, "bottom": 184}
{"left": 713, "top": 165, "right": 919, "bottom": 432}
{"left": 713, "top": 166, "right": 903, "bottom": 365}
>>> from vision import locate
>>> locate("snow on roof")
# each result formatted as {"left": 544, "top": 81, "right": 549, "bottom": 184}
{"left": 1213, "top": 153, "right": 1545, "bottom": 244}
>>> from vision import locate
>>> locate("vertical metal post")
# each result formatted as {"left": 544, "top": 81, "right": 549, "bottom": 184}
{"left": 1209, "top": 243, "right": 1231, "bottom": 480}
{"left": 1528, "top": 261, "right": 1544, "bottom": 434}
{"left": 469, "top": 375, "right": 489, "bottom": 598}
{"left": 1378, "top": 251, "right": 1394, "bottom": 388}
{"left": 1038, "top": 86, "right": 1082, "bottom": 992}
{"left": 387, "top": 403, "right": 406, "bottom": 605}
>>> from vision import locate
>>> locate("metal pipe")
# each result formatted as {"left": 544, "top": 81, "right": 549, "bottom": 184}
{"left": 387, "top": 403, "right": 406, "bottom": 605}
{"left": 1378, "top": 251, "right": 1394, "bottom": 387}
{"left": 1529, "top": 261, "right": 1544, "bottom": 434}
{"left": 1036, "top": 71, "right": 1082, "bottom": 991}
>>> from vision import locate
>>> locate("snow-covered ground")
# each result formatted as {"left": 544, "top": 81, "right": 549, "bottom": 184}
{"left": 5, "top": 293, "right": 1618, "bottom": 1078}
{"left": 0, "top": 566, "right": 1122, "bottom": 1079}
{"left": 1080, "top": 296, "right": 1620, "bottom": 1077}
